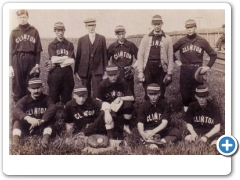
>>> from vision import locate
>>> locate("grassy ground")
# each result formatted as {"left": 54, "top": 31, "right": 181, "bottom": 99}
{"left": 10, "top": 38, "right": 225, "bottom": 155}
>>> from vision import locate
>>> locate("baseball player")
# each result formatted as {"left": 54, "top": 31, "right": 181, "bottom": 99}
{"left": 173, "top": 19, "right": 217, "bottom": 112}
{"left": 137, "top": 84, "right": 181, "bottom": 148}
{"left": 185, "top": 85, "right": 222, "bottom": 147}
{"left": 75, "top": 18, "right": 108, "bottom": 97}
{"left": 45, "top": 22, "right": 75, "bottom": 105}
{"left": 137, "top": 15, "right": 174, "bottom": 100}
{"left": 9, "top": 9, "right": 42, "bottom": 102}
{"left": 107, "top": 25, "right": 138, "bottom": 95}
{"left": 96, "top": 65, "right": 135, "bottom": 136}
{"left": 12, "top": 78, "right": 57, "bottom": 148}
{"left": 65, "top": 85, "right": 114, "bottom": 139}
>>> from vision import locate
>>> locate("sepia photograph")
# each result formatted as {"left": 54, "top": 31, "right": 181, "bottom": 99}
{"left": 2, "top": 2, "right": 232, "bottom": 176}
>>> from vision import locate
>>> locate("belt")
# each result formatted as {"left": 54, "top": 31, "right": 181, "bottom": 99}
{"left": 182, "top": 64, "right": 201, "bottom": 67}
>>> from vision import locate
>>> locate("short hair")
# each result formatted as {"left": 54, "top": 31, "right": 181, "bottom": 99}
{"left": 16, "top": 9, "right": 29, "bottom": 16}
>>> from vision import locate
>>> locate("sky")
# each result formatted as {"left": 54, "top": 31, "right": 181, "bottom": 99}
{"left": 9, "top": 9, "right": 225, "bottom": 38}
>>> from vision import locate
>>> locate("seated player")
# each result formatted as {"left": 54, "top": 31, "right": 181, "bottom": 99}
{"left": 137, "top": 83, "right": 181, "bottom": 148}
{"left": 65, "top": 85, "right": 114, "bottom": 140}
{"left": 12, "top": 78, "right": 57, "bottom": 148}
{"left": 185, "top": 85, "right": 222, "bottom": 146}
{"left": 96, "top": 65, "right": 135, "bottom": 137}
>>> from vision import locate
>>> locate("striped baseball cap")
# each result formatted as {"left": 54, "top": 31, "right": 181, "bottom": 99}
{"left": 152, "top": 15, "right": 163, "bottom": 24}
{"left": 147, "top": 83, "right": 161, "bottom": 94}
{"left": 185, "top": 19, "right": 197, "bottom": 28}
{"left": 115, "top": 25, "right": 125, "bottom": 33}
{"left": 73, "top": 85, "right": 88, "bottom": 96}
{"left": 54, "top": 22, "right": 65, "bottom": 30}
{"left": 106, "top": 65, "right": 119, "bottom": 75}
{"left": 84, "top": 18, "right": 96, "bottom": 25}
{"left": 195, "top": 85, "right": 209, "bottom": 97}
{"left": 28, "top": 78, "right": 43, "bottom": 89}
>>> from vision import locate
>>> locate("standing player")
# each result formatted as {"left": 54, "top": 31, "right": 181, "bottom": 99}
{"left": 137, "top": 15, "right": 174, "bottom": 100}
{"left": 96, "top": 65, "right": 135, "bottom": 135}
{"left": 9, "top": 9, "right": 42, "bottom": 102}
{"left": 65, "top": 85, "right": 114, "bottom": 139}
{"left": 12, "top": 78, "right": 57, "bottom": 148}
{"left": 137, "top": 84, "right": 181, "bottom": 149}
{"left": 75, "top": 18, "right": 108, "bottom": 97}
{"left": 107, "top": 25, "right": 138, "bottom": 94}
{"left": 45, "top": 22, "right": 75, "bottom": 105}
{"left": 173, "top": 19, "right": 217, "bottom": 112}
{"left": 184, "top": 85, "right": 222, "bottom": 147}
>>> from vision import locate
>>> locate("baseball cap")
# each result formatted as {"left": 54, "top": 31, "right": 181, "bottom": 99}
{"left": 195, "top": 85, "right": 209, "bottom": 97}
{"left": 54, "top": 22, "right": 65, "bottom": 31}
{"left": 84, "top": 18, "right": 96, "bottom": 25}
{"left": 194, "top": 67, "right": 207, "bottom": 84}
{"left": 16, "top": 9, "right": 28, "bottom": 16}
{"left": 185, "top": 19, "right": 197, "bottom": 28}
{"left": 28, "top": 78, "right": 43, "bottom": 89}
{"left": 147, "top": 83, "right": 161, "bottom": 94}
{"left": 106, "top": 65, "right": 119, "bottom": 76}
{"left": 152, "top": 15, "right": 163, "bottom": 24}
{"left": 115, "top": 25, "right": 125, "bottom": 33}
{"left": 73, "top": 85, "right": 88, "bottom": 96}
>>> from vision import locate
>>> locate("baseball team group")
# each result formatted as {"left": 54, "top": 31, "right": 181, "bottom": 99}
{"left": 9, "top": 9, "right": 223, "bottom": 152}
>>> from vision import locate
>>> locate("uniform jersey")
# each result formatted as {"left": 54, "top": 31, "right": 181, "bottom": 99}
{"left": 185, "top": 100, "right": 222, "bottom": 132}
{"left": 138, "top": 99, "right": 170, "bottom": 130}
{"left": 65, "top": 97, "right": 102, "bottom": 129}
{"left": 48, "top": 38, "right": 75, "bottom": 60}
{"left": 12, "top": 93, "right": 57, "bottom": 122}
{"left": 148, "top": 31, "right": 164, "bottom": 60}
{"left": 96, "top": 77, "right": 133, "bottom": 103}
{"left": 9, "top": 23, "right": 42, "bottom": 66}
{"left": 173, "top": 34, "right": 217, "bottom": 67}
{"left": 107, "top": 39, "right": 138, "bottom": 67}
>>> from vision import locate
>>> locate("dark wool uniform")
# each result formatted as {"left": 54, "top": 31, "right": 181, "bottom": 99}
{"left": 9, "top": 23, "right": 42, "bottom": 102}
{"left": 185, "top": 100, "right": 222, "bottom": 142}
{"left": 65, "top": 97, "right": 108, "bottom": 136}
{"left": 173, "top": 34, "right": 217, "bottom": 106}
{"left": 144, "top": 31, "right": 167, "bottom": 99}
{"left": 107, "top": 39, "right": 138, "bottom": 94}
{"left": 12, "top": 93, "right": 57, "bottom": 135}
{"left": 138, "top": 99, "right": 181, "bottom": 140}
{"left": 47, "top": 38, "right": 75, "bottom": 104}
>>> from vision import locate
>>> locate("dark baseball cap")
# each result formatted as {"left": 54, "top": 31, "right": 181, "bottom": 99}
{"left": 185, "top": 19, "right": 197, "bottom": 28}
{"left": 73, "top": 85, "right": 88, "bottom": 96}
{"left": 106, "top": 65, "right": 119, "bottom": 76}
{"left": 147, "top": 83, "right": 161, "bottom": 94}
{"left": 28, "top": 78, "right": 43, "bottom": 89}
{"left": 195, "top": 85, "right": 209, "bottom": 97}
{"left": 54, "top": 22, "right": 65, "bottom": 31}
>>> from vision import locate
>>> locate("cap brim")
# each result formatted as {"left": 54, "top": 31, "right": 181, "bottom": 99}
{"left": 147, "top": 90, "right": 160, "bottom": 94}
{"left": 86, "top": 22, "right": 96, "bottom": 25}
{"left": 28, "top": 84, "right": 42, "bottom": 89}
{"left": 106, "top": 70, "right": 118, "bottom": 76}
{"left": 74, "top": 91, "right": 88, "bottom": 96}
{"left": 196, "top": 92, "right": 208, "bottom": 97}
{"left": 185, "top": 24, "right": 196, "bottom": 28}
{"left": 54, "top": 27, "right": 65, "bottom": 30}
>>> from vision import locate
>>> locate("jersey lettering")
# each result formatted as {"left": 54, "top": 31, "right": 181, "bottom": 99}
{"left": 182, "top": 45, "right": 202, "bottom": 54}
{"left": 26, "top": 108, "right": 46, "bottom": 116}
{"left": 105, "top": 90, "right": 124, "bottom": 99}
{"left": 193, "top": 115, "right": 214, "bottom": 125}
{"left": 151, "top": 40, "right": 161, "bottom": 47}
{"left": 56, "top": 49, "right": 69, "bottom": 56}
{"left": 147, "top": 112, "right": 162, "bottom": 122}
{"left": 15, "top": 34, "right": 36, "bottom": 44}
{"left": 114, "top": 51, "right": 132, "bottom": 60}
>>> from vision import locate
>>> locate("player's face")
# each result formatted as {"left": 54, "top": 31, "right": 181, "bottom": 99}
{"left": 18, "top": 14, "right": 29, "bottom": 25}
{"left": 186, "top": 27, "right": 196, "bottom": 35}
{"left": 108, "top": 73, "right": 119, "bottom": 83}
{"left": 148, "top": 92, "right": 160, "bottom": 104}
{"left": 116, "top": 31, "right": 126, "bottom": 42}
{"left": 86, "top": 24, "right": 96, "bottom": 34}
{"left": 28, "top": 87, "right": 42, "bottom": 99}
{"left": 55, "top": 29, "right": 65, "bottom": 40}
{"left": 74, "top": 94, "right": 88, "bottom": 105}
{"left": 152, "top": 23, "right": 163, "bottom": 33}
{"left": 195, "top": 95, "right": 208, "bottom": 108}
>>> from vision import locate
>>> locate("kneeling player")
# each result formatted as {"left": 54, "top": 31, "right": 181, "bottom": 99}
{"left": 137, "top": 84, "right": 181, "bottom": 148}
{"left": 185, "top": 85, "right": 222, "bottom": 146}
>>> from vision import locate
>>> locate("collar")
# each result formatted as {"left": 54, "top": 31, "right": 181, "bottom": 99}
{"left": 71, "top": 97, "right": 90, "bottom": 107}
{"left": 14, "top": 24, "right": 34, "bottom": 31}
{"left": 194, "top": 100, "right": 211, "bottom": 111}
{"left": 148, "top": 30, "right": 166, "bottom": 37}
{"left": 146, "top": 98, "right": 163, "bottom": 107}
{"left": 105, "top": 76, "right": 121, "bottom": 87}
{"left": 115, "top": 39, "right": 129, "bottom": 48}
{"left": 53, "top": 37, "right": 67, "bottom": 44}
{"left": 89, "top": 33, "right": 96, "bottom": 37}
{"left": 187, "top": 33, "right": 197, "bottom": 39}
{"left": 26, "top": 93, "right": 43, "bottom": 103}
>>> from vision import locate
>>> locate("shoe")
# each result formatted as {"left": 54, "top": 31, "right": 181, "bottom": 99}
{"left": 123, "top": 125, "right": 132, "bottom": 134}
{"left": 184, "top": 106, "right": 188, "bottom": 112}
{"left": 12, "top": 135, "right": 20, "bottom": 146}
{"left": 41, "top": 134, "right": 50, "bottom": 148}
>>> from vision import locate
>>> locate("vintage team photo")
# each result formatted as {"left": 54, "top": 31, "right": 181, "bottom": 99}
{"left": 9, "top": 8, "right": 225, "bottom": 155}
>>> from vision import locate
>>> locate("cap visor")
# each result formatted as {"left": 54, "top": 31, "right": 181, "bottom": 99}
{"left": 106, "top": 70, "right": 118, "bottom": 76}
{"left": 28, "top": 84, "right": 42, "bottom": 89}
{"left": 147, "top": 90, "right": 160, "bottom": 94}
{"left": 196, "top": 92, "right": 208, "bottom": 97}
{"left": 74, "top": 92, "right": 88, "bottom": 96}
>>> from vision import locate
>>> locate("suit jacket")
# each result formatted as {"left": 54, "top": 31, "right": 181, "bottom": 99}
{"left": 75, "top": 33, "right": 108, "bottom": 77}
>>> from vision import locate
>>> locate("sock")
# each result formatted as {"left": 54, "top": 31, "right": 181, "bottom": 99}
{"left": 107, "top": 129, "right": 114, "bottom": 139}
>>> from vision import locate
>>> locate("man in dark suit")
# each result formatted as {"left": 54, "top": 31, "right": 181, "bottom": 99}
{"left": 75, "top": 18, "right": 108, "bottom": 97}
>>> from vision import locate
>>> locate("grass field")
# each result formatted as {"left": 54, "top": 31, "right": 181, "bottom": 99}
{"left": 10, "top": 38, "right": 225, "bottom": 155}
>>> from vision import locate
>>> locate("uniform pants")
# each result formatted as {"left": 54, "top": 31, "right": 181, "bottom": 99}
{"left": 47, "top": 66, "right": 74, "bottom": 104}
{"left": 119, "top": 68, "right": 134, "bottom": 96}
{"left": 180, "top": 65, "right": 202, "bottom": 106}
{"left": 12, "top": 53, "right": 37, "bottom": 102}
{"left": 81, "top": 70, "right": 102, "bottom": 98}
{"left": 143, "top": 60, "right": 166, "bottom": 100}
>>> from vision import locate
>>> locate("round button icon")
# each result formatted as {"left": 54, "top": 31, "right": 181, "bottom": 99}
{"left": 217, "top": 135, "right": 238, "bottom": 156}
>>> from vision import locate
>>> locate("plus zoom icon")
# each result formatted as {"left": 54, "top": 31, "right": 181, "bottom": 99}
{"left": 217, "top": 135, "right": 238, "bottom": 156}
